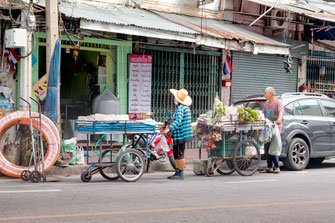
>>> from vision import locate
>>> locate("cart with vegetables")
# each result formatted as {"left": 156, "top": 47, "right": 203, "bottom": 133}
{"left": 193, "top": 95, "right": 266, "bottom": 177}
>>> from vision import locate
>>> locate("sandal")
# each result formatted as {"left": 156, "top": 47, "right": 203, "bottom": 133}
{"left": 260, "top": 168, "right": 273, "bottom": 173}
{"left": 273, "top": 168, "right": 280, "bottom": 174}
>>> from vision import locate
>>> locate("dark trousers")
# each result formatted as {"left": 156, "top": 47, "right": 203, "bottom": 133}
{"left": 264, "top": 142, "right": 280, "bottom": 168}
{"left": 173, "top": 143, "right": 185, "bottom": 160}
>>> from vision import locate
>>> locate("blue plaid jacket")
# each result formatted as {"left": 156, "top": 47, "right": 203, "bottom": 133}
{"left": 169, "top": 104, "right": 193, "bottom": 144}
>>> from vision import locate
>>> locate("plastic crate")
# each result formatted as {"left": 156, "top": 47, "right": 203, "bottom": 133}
{"left": 208, "top": 139, "right": 240, "bottom": 158}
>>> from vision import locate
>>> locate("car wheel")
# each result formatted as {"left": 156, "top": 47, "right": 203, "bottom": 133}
{"left": 309, "top": 157, "right": 325, "bottom": 165}
{"left": 283, "top": 138, "right": 309, "bottom": 171}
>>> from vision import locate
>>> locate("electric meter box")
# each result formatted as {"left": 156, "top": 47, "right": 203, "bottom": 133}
{"left": 5, "top": 29, "right": 27, "bottom": 48}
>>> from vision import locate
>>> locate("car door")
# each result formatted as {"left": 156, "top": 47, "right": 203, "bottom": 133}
{"left": 294, "top": 99, "right": 332, "bottom": 154}
{"left": 319, "top": 99, "right": 335, "bottom": 155}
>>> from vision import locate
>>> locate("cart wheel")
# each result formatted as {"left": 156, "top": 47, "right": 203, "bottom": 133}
{"left": 20, "top": 170, "right": 31, "bottom": 181}
{"left": 99, "top": 150, "right": 119, "bottom": 181}
{"left": 29, "top": 171, "right": 41, "bottom": 183}
{"left": 216, "top": 159, "right": 235, "bottom": 175}
{"left": 205, "top": 159, "right": 215, "bottom": 177}
{"left": 233, "top": 140, "right": 260, "bottom": 176}
{"left": 81, "top": 171, "right": 92, "bottom": 182}
{"left": 116, "top": 149, "right": 144, "bottom": 182}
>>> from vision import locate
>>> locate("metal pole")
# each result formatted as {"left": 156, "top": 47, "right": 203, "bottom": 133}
{"left": 249, "top": 0, "right": 279, "bottom": 27}
{"left": 20, "top": 9, "right": 32, "bottom": 111}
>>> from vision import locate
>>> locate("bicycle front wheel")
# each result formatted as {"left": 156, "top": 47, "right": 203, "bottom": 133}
{"left": 99, "top": 150, "right": 119, "bottom": 181}
{"left": 116, "top": 149, "right": 145, "bottom": 182}
{"left": 233, "top": 140, "right": 260, "bottom": 176}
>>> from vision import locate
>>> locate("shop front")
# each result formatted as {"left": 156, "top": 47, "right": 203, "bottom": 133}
{"left": 34, "top": 33, "right": 131, "bottom": 115}
{"left": 31, "top": 33, "right": 131, "bottom": 138}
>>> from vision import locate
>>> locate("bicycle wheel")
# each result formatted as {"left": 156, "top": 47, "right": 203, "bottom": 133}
{"left": 99, "top": 150, "right": 119, "bottom": 181}
{"left": 216, "top": 159, "right": 235, "bottom": 175}
{"left": 233, "top": 140, "right": 260, "bottom": 176}
{"left": 116, "top": 149, "right": 145, "bottom": 182}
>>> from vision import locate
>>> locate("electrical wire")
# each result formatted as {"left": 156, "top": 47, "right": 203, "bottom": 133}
{"left": 9, "top": 0, "right": 32, "bottom": 25}
{"left": 19, "top": 31, "right": 36, "bottom": 58}
{"left": 58, "top": 6, "right": 80, "bottom": 47}
{"left": 8, "top": 0, "right": 36, "bottom": 58}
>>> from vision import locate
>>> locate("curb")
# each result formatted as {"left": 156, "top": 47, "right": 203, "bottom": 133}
{"left": 47, "top": 159, "right": 202, "bottom": 176}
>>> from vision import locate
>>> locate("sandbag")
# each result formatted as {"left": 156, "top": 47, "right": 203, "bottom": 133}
{"left": 62, "top": 138, "right": 77, "bottom": 165}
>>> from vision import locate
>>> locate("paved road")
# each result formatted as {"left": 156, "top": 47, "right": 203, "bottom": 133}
{"left": 1, "top": 161, "right": 335, "bottom": 223}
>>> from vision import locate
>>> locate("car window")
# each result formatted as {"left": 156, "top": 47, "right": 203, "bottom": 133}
{"left": 297, "top": 99, "right": 323, "bottom": 116}
{"left": 321, "top": 100, "right": 335, "bottom": 118}
{"left": 245, "top": 101, "right": 265, "bottom": 110}
{"left": 237, "top": 101, "right": 265, "bottom": 111}
{"left": 284, "top": 103, "right": 294, "bottom": 116}
{"left": 294, "top": 102, "right": 303, "bottom": 116}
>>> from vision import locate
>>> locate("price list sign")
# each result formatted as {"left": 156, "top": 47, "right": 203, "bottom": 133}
{"left": 128, "top": 54, "right": 152, "bottom": 114}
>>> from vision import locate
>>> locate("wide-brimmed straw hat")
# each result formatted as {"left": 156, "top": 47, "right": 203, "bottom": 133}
{"left": 169, "top": 88, "right": 192, "bottom": 106}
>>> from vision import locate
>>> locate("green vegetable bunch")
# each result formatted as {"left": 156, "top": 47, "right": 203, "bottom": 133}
{"left": 213, "top": 102, "right": 226, "bottom": 118}
{"left": 239, "top": 106, "right": 259, "bottom": 122}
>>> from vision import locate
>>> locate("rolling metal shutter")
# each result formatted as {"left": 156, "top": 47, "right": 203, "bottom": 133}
{"left": 231, "top": 52, "right": 298, "bottom": 102}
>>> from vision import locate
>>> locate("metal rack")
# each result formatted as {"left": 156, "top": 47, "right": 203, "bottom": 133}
{"left": 204, "top": 120, "right": 266, "bottom": 177}
{"left": 74, "top": 120, "right": 156, "bottom": 182}
{"left": 20, "top": 97, "right": 46, "bottom": 183}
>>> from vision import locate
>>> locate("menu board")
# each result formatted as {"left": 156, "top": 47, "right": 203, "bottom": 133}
{"left": 128, "top": 54, "right": 152, "bottom": 114}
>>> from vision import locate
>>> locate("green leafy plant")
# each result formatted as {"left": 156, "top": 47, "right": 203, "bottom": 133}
{"left": 239, "top": 106, "right": 259, "bottom": 122}
{"left": 213, "top": 102, "right": 226, "bottom": 118}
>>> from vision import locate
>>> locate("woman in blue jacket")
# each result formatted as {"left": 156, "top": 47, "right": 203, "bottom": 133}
{"left": 163, "top": 89, "right": 193, "bottom": 180}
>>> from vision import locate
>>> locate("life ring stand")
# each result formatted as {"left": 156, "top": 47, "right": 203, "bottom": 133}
{"left": 0, "top": 111, "right": 60, "bottom": 178}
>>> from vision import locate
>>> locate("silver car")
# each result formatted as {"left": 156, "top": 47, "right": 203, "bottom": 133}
{"left": 235, "top": 92, "right": 335, "bottom": 171}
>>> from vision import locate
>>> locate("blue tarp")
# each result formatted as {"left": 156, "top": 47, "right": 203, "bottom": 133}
{"left": 44, "top": 39, "right": 60, "bottom": 122}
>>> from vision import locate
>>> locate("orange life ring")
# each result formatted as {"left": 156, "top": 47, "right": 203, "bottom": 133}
{"left": 0, "top": 111, "right": 60, "bottom": 178}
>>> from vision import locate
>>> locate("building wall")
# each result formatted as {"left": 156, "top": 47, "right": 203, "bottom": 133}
{"left": 224, "top": 0, "right": 304, "bottom": 41}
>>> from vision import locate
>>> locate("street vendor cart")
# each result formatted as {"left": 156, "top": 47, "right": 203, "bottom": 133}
{"left": 194, "top": 95, "right": 266, "bottom": 177}
{"left": 75, "top": 119, "right": 156, "bottom": 182}
{"left": 204, "top": 120, "right": 265, "bottom": 177}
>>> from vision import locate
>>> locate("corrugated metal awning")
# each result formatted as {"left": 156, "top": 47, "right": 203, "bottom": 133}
{"left": 155, "top": 12, "right": 287, "bottom": 47}
{"left": 37, "top": 0, "right": 197, "bottom": 34}
{"left": 308, "top": 1, "right": 335, "bottom": 15}
{"left": 36, "top": 0, "right": 290, "bottom": 55}
{"left": 249, "top": 0, "right": 335, "bottom": 23}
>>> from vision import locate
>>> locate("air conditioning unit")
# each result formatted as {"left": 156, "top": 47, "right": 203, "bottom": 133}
{"left": 271, "top": 9, "right": 287, "bottom": 29}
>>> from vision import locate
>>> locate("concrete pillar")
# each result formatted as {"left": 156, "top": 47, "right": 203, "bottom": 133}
{"left": 297, "top": 56, "right": 307, "bottom": 90}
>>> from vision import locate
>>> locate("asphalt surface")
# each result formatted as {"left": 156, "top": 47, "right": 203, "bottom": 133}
{"left": 1, "top": 161, "right": 335, "bottom": 223}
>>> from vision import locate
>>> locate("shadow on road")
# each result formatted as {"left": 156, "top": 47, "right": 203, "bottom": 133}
{"left": 306, "top": 161, "right": 335, "bottom": 170}
{"left": 278, "top": 161, "right": 335, "bottom": 171}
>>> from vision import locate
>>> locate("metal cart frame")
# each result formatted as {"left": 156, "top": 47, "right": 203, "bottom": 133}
{"left": 204, "top": 121, "right": 265, "bottom": 177}
{"left": 75, "top": 120, "right": 156, "bottom": 182}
